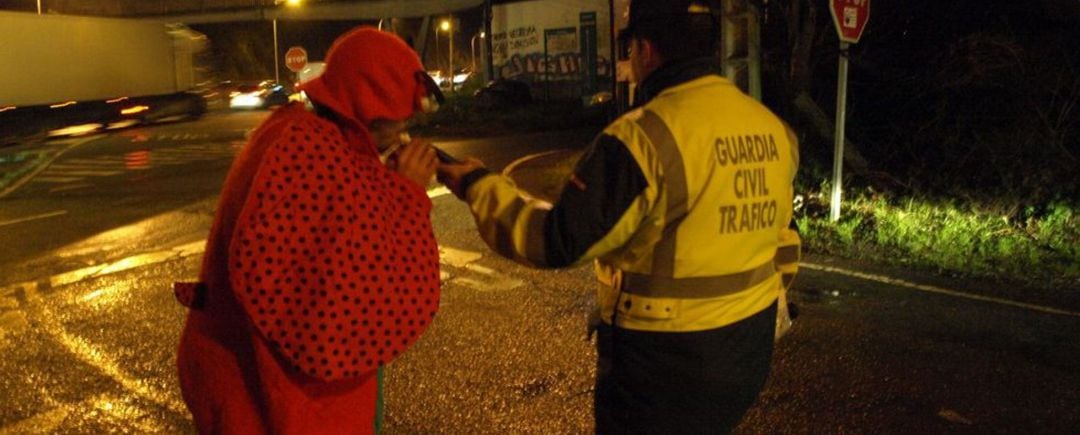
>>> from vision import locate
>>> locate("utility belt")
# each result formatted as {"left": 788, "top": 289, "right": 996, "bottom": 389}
{"left": 589, "top": 257, "right": 783, "bottom": 335}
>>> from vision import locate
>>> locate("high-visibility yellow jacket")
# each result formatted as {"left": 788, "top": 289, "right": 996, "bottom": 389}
{"left": 463, "top": 75, "right": 799, "bottom": 333}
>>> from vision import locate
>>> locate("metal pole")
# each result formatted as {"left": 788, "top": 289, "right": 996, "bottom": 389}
{"left": 37, "top": 0, "right": 42, "bottom": 14}
{"left": 830, "top": 41, "right": 850, "bottom": 222}
{"left": 471, "top": 35, "right": 478, "bottom": 72}
{"left": 484, "top": 0, "right": 494, "bottom": 81}
{"left": 273, "top": 19, "right": 280, "bottom": 84}
{"left": 448, "top": 17, "right": 454, "bottom": 92}
{"left": 747, "top": 2, "right": 762, "bottom": 101}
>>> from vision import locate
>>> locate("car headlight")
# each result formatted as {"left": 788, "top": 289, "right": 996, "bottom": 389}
{"left": 230, "top": 93, "right": 265, "bottom": 109}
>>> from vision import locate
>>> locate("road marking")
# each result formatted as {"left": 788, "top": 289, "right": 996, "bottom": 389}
{"left": 502, "top": 149, "right": 571, "bottom": 176}
{"left": 460, "top": 263, "right": 526, "bottom": 290}
{"left": 43, "top": 170, "right": 123, "bottom": 177}
{"left": 24, "top": 279, "right": 189, "bottom": 416}
{"left": 0, "top": 395, "right": 80, "bottom": 434}
{"left": 0, "top": 210, "right": 67, "bottom": 228}
{"left": 0, "top": 240, "right": 205, "bottom": 298}
{"left": 439, "top": 246, "right": 483, "bottom": 268}
{"left": 58, "top": 157, "right": 114, "bottom": 166}
{"left": 49, "top": 183, "right": 93, "bottom": 193}
{"left": 427, "top": 185, "right": 451, "bottom": 198}
{"left": 801, "top": 262, "right": 1080, "bottom": 317}
{"left": 46, "top": 162, "right": 115, "bottom": 170}
{"left": 30, "top": 176, "right": 84, "bottom": 183}
{"left": 0, "top": 137, "right": 97, "bottom": 199}
{"left": 25, "top": 142, "right": 241, "bottom": 189}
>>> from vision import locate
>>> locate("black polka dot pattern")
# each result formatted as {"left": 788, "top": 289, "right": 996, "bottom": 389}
{"left": 230, "top": 115, "right": 440, "bottom": 381}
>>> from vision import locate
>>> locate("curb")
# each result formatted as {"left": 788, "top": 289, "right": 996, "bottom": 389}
{"left": 502, "top": 149, "right": 582, "bottom": 202}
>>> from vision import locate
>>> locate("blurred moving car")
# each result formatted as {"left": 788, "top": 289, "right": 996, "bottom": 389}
{"left": 474, "top": 79, "right": 532, "bottom": 109}
{"left": 427, "top": 69, "right": 474, "bottom": 90}
{"left": 450, "top": 69, "right": 473, "bottom": 88}
{"left": 229, "top": 81, "right": 290, "bottom": 110}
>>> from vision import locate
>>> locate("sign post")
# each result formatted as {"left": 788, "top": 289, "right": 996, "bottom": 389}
{"left": 580, "top": 11, "right": 598, "bottom": 95}
{"left": 828, "top": 0, "right": 870, "bottom": 221}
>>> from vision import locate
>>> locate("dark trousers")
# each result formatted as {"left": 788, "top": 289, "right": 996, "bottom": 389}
{"left": 594, "top": 302, "right": 776, "bottom": 434}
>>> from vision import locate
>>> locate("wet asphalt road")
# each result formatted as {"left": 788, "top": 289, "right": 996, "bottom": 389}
{"left": 1, "top": 111, "right": 1078, "bottom": 433}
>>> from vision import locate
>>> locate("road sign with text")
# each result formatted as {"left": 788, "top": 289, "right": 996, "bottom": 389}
{"left": 285, "top": 46, "right": 308, "bottom": 72}
{"left": 829, "top": 0, "right": 870, "bottom": 44}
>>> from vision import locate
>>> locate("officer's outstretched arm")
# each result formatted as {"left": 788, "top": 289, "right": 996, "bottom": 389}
{"left": 460, "top": 134, "right": 652, "bottom": 269}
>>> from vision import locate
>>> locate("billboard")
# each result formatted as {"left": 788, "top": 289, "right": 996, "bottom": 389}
{"left": 491, "top": 0, "right": 612, "bottom": 91}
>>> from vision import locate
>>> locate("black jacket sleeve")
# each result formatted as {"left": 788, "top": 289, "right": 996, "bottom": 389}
{"left": 543, "top": 134, "right": 649, "bottom": 267}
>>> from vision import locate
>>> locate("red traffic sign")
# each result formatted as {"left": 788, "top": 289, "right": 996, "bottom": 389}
{"left": 829, "top": 0, "right": 870, "bottom": 43}
{"left": 285, "top": 46, "right": 308, "bottom": 72}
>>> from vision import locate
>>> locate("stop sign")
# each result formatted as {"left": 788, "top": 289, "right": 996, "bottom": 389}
{"left": 829, "top": 0, "right": 870, "bottom": 44}
{"left": 285, "top": 46, "right": 308, "bottom": 72}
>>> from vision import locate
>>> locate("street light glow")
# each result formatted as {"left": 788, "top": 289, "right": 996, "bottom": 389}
{"left": 285, "top": 0, "right": 302, "bottom": 7}
{"left": 440, "top": 20, "right": 451, "bottom": 32}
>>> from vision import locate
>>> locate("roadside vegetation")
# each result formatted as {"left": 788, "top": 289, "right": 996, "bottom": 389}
{"left": 796, "top": 188, "right": 1078, "bottom": 289}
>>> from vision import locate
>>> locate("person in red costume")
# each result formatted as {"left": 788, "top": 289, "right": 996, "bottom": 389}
{"left": 173, "top": 27, "right": 445, "bottom": 434}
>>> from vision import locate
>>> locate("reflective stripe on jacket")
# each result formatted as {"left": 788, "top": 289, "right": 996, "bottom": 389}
{"left": 465, "top": 75, "right": 799, "bottom": 332}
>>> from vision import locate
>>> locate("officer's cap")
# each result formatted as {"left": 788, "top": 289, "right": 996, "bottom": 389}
{"left": 619, "top": 0, "right": 718, "bottom": 44}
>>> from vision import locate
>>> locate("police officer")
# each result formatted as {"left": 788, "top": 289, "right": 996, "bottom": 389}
{"left": 438, "top": 0, "right": 799, "bottom": 432}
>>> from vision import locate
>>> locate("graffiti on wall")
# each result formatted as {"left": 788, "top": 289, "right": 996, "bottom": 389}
{"left": 497, "top": 52, "right": 611, "bottom": 82}
{"left": 492, "top": 25, "right": 611, "bottom": 82}
{"left": 492, "top": 26, "right": 541, "bottom": 56}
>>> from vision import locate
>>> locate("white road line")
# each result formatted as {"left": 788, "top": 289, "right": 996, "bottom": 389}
{"left": 45, "top": 163, "right": 116, "bottom": 170}
{"left": 31, "top": 176, "right": 85, "bottom": 183}
{"left": 502, "top": 149, "right": 571, "bottom": 176}
{"left": 438, "top": 246, "right": 483, "bottom": 268}
{"left": 801, "top": 262, "right": 1080, "bottom": 317}
{"left": 0, "top": 210, "right": 68, "bottom": 228}
{"left": 49, "top": 183, "right": 94, "bottom": 193}
{"left": 427, "top": 186, "right": 451, "bottom": 198}
{"left": 62, "top": 158, "right": 114, "bottom": 165}
{"left": 0, "top": 396, "right": 82, "bottom": 434}
{"left": 0, "top": 240, "right": 205, "bottom": 298}
{"left": 42, "top": 170, "right": 123, "bottom": 177}
{"left": 24, "top": 285, "right": 189, "bottom": 416}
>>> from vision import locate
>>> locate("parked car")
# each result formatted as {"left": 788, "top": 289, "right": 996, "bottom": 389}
{"left": 229, "top": 81, "right": 290, "bottom": 110}
{"left": 474, "top": 79, "right": 532, "bottom": 109}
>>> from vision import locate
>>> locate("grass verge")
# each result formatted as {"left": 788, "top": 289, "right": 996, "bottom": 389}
{"left": 796, "top": 188, "right": 1079, "bottom": 289}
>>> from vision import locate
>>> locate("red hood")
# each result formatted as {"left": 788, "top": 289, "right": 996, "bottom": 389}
{"left": 299, "top": 27, "right": 428, "bottom": 129}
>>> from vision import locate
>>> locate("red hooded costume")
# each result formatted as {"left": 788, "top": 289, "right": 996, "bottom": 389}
{"left": 175, "top": 28, "right": 441, "bottom": 434}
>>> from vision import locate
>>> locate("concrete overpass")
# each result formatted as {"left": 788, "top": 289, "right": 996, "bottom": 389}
{"left": 33, "top": 1, "right": 486, "bottom": 22}
{"left": 148, "top": 0, "right": 487, "bottom": 24}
